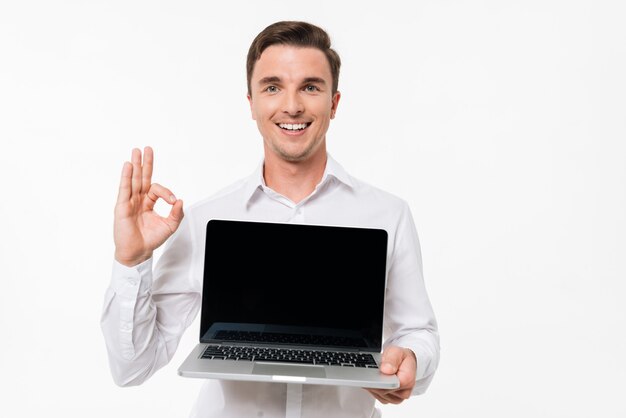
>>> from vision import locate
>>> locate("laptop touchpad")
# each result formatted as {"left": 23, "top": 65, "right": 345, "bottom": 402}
{"left": 253, "top": 363, "right": 326, "bottom": 378}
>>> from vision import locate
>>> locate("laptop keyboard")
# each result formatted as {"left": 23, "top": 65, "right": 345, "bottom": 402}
{"left": 201, "top": 345, "right": 378, "bottom": 368}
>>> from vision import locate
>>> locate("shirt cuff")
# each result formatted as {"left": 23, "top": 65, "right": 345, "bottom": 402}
{"left": 109, "top": 258, "right": 154, "bottom": 360}
{"left": 389, "top": 335, "right": 439, "bottom": 395}
{"left": 111, "top": 257, "right": 153, "bottom": 298}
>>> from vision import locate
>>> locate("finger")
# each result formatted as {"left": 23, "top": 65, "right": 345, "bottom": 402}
{"left": 367, "top": 386, "right": 407, "bottom": 398}
{"left": 381, "top": 392, "right": 405, "bottom": 405}
{"left": 116, "top": 162, "right": 132, "bottom": 204}
{"left": 366, "top": 388, "right": 391, "bottom": 397}
{"left": 373, "top": 389, "right": 405, "bottom": 404}
{"left": 131, "top": 148, "right": 142, "bottom": 196}
{"left": 392, "top": 388, "right": 413, "bottom": 400}
{"left": 367, "top": 384, "right": 412, "bottom": 403}
{"left": 368, "top": 391, "right": 388, "bottom": 404}
{"left": 144, "top": 183, "right": 176, "bottom": 211}
{"left": 142, "top": 146, "right": 154, "bottom": 194}
{"left": 164, "top": 199, "right": 184, "bottom": 230}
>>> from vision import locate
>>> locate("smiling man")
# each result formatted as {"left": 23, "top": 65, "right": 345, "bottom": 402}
{"left": 250, "top": 45, "right": 338, "bottom": 161}
{"left": 247, "top": 32, "right": 341, "bottom": 204}
{"left": 102, "top": 21, "right": 439, "bottom": 418}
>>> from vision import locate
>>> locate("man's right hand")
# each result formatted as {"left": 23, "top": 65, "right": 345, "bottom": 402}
{"left": 114, "top": 146, "right": 184, "bottom": 267}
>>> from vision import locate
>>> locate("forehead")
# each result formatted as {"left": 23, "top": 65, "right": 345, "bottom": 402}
{"left": 251, "top": 45, "right": 332, "bottom": 84}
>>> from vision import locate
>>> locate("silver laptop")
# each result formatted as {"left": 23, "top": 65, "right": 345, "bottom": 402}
{"left": 178, "top": 219, "right": 399, "bottom": 389}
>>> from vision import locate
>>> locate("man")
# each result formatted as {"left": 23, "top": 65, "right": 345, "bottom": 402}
{"left": 102, "top": 21, "right": 439, "bottom": 417}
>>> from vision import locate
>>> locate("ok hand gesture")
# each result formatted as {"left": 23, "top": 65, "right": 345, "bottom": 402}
{"left": 114, "top": 147, "right": 184, "bottom": 267}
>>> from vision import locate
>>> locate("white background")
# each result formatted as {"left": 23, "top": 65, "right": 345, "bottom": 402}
{"left": 1, "top": 1, "right": 624, "bottom": 417}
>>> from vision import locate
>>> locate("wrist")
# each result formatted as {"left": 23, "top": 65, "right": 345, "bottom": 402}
{"left": 114, "top": 251, "right": 153, "bottom": 267}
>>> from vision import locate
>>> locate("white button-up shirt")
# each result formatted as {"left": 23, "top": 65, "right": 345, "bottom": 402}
{"left": 101, "top": 155, "right": 439, "bottom": 418}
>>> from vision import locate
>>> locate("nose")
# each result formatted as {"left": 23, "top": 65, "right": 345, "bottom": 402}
{"left": 282, "top": 90, "right": 304, "bottom": 116}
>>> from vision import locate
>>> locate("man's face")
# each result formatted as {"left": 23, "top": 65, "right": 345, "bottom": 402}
{"left": 247, "top": 45, "right": 340, "bottom": 163}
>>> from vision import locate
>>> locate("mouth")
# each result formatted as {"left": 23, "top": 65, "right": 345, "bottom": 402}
{"left": 276, "top": 122, "right": 311, "bottom": 132}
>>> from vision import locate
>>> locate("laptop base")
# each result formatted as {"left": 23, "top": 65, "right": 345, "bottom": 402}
{"left": 178, "top": 344, "right": 399, "bottom": 389}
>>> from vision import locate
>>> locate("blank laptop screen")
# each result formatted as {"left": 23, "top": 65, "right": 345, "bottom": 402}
{"left": 200, "top": 219, "right": 388, "bottom": 351}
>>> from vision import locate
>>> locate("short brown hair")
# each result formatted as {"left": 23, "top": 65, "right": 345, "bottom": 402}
{"left": 246, "top": 21, "right": 341, "bottom": 96}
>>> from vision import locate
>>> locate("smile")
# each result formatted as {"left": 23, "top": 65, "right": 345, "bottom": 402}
{"left": 277, "top": 123, "right": 311, "bottom": 131}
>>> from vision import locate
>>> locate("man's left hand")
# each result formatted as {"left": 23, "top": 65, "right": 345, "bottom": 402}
{"left": 366, "top": 346, "right": 417, "bottom": 404}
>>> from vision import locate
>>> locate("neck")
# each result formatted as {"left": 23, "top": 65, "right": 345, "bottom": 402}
{"left": 263, "top": 148, "right": 327, "bottom": 204}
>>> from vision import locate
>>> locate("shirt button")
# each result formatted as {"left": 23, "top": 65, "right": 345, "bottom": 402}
{"left": 122, "top": 323, "right": 132, "bottom": 331}
{"left": 128, "top": 278, "right": 138, "bottom": 286}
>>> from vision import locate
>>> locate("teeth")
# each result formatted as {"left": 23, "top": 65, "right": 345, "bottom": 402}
{"left": 278, "top": 123, "right": 308, "bottom": 131}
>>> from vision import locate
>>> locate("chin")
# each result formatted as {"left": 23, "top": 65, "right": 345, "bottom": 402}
{"left": 277, "top": 150, "right": 312, "bottom": 162}
{"left": 270, "top": 142, "right": 315, "bottom": 162}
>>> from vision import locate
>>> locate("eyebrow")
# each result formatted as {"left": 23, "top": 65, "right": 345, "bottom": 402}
{"left": 302, "top": 77, "right": 326, "bottom": 85}
{"left": 257, "top": 76, "right": 327, "bottom": 85}
{"left": 258, "top": 76, "right": 281, "bottom": 85}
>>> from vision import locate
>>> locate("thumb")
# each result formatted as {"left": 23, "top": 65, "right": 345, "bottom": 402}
{"left": 380, "top": 346, "right": 404, "bottom": 375}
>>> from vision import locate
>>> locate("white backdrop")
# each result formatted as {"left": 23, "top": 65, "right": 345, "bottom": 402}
{"left": 1, "top": 1, "right": 624, "bottom": 417}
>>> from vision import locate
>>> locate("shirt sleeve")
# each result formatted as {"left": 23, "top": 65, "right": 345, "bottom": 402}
{"left": 383, "top": 201, "right": 440, "bottom": 395}
{"left": 100, "top": 216, "right": 201, "bottom": 386}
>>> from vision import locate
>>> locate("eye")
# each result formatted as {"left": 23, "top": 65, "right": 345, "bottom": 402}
{"left": 304, "top": 85, "right": 320, "bottom": 92}
{"left": 265, "top": 85, "right": 279, "bottom": 93}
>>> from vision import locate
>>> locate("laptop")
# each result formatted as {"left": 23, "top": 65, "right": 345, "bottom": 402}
{"left": 178, "top": 219, "right": 399, "bottom": 389}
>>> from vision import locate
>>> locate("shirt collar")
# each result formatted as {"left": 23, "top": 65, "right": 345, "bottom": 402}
{"left": 323, "top": 154, "right": 355, "bottom": 190}
{"left": 241, "top": 154, "right": 354, "bottom": 206}
{"left": 241, "top": 159, "right": 265, "bottom": 205}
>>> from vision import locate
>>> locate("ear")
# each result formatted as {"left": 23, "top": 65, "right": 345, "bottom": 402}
{"left": 247, "top": 93, "right": 256, "bottom": 120}
{"left": 330, "top": 91, "right": 341, "bottom": 119}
